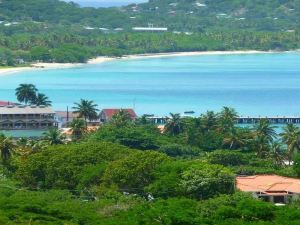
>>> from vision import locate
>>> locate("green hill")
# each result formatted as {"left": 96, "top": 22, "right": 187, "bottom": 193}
{"left": 0, "top": 0, "right": 300, "bottom": 31}
{"left": 0, "top": 0, "right": 299, "bottom": 66}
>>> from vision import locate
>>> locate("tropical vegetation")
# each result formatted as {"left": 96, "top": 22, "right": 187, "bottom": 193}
{"left": 1, "top": 105, "right": 300, "bottom": 224}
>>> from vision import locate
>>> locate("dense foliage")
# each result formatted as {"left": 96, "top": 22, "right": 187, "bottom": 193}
{"left": 2, "top": 106, "right": 300, "bottom": 224}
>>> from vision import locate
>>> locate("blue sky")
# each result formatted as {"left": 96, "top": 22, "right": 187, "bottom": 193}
{"left": 63, "top": 0, "right": 148, "bottom": 7}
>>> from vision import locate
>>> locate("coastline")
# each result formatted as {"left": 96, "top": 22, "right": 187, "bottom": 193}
{"left": 0, "top": 50, "right": 297, "bottom": 76}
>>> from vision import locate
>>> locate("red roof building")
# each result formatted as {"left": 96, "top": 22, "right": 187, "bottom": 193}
{"left": 99, "top": 109, "right": 137, "bottom": 123}
{"left": 236, "top": 175, "right": 300, "bottom": 204}
{"left": 0, "top": 101, "right": 16, "bottom": 107}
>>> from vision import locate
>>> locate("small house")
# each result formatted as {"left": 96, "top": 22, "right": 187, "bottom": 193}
{"left": 236, "top": 175, "right": 300, "bottom": 204}
{"left": 99, "top": 109, "right": 137, "bottom": 123}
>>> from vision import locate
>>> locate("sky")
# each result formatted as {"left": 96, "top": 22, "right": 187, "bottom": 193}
{"left": 63, "top": 0, "right": 148, "bottom": 7}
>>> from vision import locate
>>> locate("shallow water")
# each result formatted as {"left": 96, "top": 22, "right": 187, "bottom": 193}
{"left": 0, "top": 52, "right": 300, "bottom": 116}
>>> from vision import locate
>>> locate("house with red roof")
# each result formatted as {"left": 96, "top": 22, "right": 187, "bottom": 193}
{"left": 0, "top": 101, "right": 17, "bottom": 107}
{"left": 236, "top": 175, "right": 300, "bottom": 204}
{"left": 99, "top": 109, "right": 137, "bottom": 123}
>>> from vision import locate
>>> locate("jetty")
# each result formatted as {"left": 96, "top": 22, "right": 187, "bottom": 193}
{"left": 146, "top": 116, "right": 300, "bottom": 125}
{"left": 237, "top": 116, "right": 300, "bottom": 124}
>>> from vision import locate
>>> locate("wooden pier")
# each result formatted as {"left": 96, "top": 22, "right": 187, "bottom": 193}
{"left": 237, "top": 116, "right": 300, "bottom": 124}
{"left": 146, "top": 116, "right": 300, "bottom": 125}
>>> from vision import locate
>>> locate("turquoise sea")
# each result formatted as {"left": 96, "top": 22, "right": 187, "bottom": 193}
{"left": 1, "top": 52, "right": 300, "bottom": 117}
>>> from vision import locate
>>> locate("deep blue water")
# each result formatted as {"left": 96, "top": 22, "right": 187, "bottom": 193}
{"left": 1, "top": 52, "right": 300, "bottom": 116}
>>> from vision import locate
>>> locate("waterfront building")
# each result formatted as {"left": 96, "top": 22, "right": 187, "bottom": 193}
{"left": 0, "top": 105, "right": 57, "bottom": 130}
{"left": 99, "top": 109, "right": 137, "bottom": 123}
{"left": 0, "top": 101, "right": 18, "bottom": 107}
{"left": 55, "top": 111, "right": 101, "bottom": 127}
{"left": 236, "top": 175, "right": 300, "bottom": 204}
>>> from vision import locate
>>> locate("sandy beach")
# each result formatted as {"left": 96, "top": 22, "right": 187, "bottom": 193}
{"left": 0, "top": 50, "right": 295, "bottom": 76}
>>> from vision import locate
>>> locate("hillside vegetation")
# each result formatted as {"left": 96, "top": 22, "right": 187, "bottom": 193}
{"left": 0, "top": 0, "right": 299, "bottom": 65}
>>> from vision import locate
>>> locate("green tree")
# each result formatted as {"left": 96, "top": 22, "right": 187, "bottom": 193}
{"left": 73, "top": 99, "right": 99, "bottom": 127}
{"left": 15, "top": 84, "right": 38, "bottom": 105}
{"left": 164, "top": 113, "right": 184, "bottom": 136}
{"left": 199, "top": 111, "right": 218, "bottom": 133}
{"left": 43, "top": 128, "right": 66, "bottom": 145}
{"left": 180, "top": 163, "right": 235, "bottom": 199}
{"left": 31, "top": 93, "right": 52, "bottom": 106}
{"left": 218, "top": 107, "right": 238, "bottom": 134}
{"left": 70, "top": 118, "right": 86, "bottom": 140}
{"left": 280, "top": 123, "right": 300, "bottom": 165}
{"left": 110, "top": 109, "right": 133, "bottom": 128}
{"left": 103, "top": 151, "right": 169, "bottom": 193}
{"left": 253, "top": 119, "right": 277, "bottom": 157}
{"left": 0, "top": 135, "right": 15, "bottom": 164}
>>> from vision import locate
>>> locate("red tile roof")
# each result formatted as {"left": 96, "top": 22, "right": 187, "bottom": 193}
{"left": 101, "top": 109, "right": 137, "bottom": 120}
{"left": 0, "top": 101, "right": 16, "bottom": 107}
{"left": 236, "top": 175, "right": 300, "bottom": 194}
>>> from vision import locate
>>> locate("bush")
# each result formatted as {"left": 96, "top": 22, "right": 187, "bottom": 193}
{"left": 158, "top": 144, "right": 202, "bottom": 157}
{"left": 16, "top": 142, "right": 131, "bottom": 190}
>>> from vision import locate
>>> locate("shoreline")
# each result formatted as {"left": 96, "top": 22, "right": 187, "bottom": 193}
{"left": 0, "top": 50, "right": 298, "bottom": 76}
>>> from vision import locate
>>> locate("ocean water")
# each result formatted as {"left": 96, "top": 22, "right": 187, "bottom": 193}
{"left": 1, "top": 52, "right": 300, "bottom": 116}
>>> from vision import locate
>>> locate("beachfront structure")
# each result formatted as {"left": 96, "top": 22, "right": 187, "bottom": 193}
{"left": 132, "top": 27, "right": 168, "bottom": 32}
{"left": 55, "top": 111, "right": 101, "bottom": 127}
{"left": 99, "top": 109, "right": 137, "bottom": 123}
{"left": 0, "top": 105, "right": 57, "bottom": 130}
{"left": 236, "top": 175, "right": 300, "bottom": 204}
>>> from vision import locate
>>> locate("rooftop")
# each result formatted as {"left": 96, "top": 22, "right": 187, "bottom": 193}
{"left": 0, "top": 105, "right": 55, "bottom": 115}
{"left": 236, "top": 175, "right": 300, "bottom": 194}
{"left": 0, "top": 101, "right": 17, "bottom": 107}
{"left": 101, "top": 109, "right": 137, "bottom": 119}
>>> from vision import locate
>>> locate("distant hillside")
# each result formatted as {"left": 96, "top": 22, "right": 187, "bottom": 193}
{"left": 0, "top": 0, "right": 299, "bottom": 66}
{"left": 0, "top": 0, "right": 299, "bottom": 31}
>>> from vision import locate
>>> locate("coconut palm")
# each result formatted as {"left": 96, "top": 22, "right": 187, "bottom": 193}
{"left": 72, "top": 99, "right": 99, "bottom": 127}
{"left": 222, "top": 128, "right": 247, "bottom": 150}
{"left": 269, "top": 142, "right": 286, "bottom": 167}
{"left": 199, "top": 111, "right": 218, "bottom": 133}
{"left": 43, "top": 128, "right": 66, "bottom": 145}
{"left": 253, "top": 119, "right": 277, "bottom": 157}
{"left": 164, "top": 113, "right": 184, "bottom": 136}
{"left": 31, "top": 93, "right": 52, "bottom": 106}
{"left": 70, "top": 118, "right": 86, "bottom": 140}
{"left": 218, "top": 107, "right": 238, "bottom": 134}
{"left": 280, "top": 124, "right": 300, "bottom": 165}
{"left": 0, "top": 135, "right": 15, "bottom": 164}
{"left": 15, "top": 84, "right": 38, "bottom": 105}
{"left": 111, "top": 109, "right": 133, "bottom": 127}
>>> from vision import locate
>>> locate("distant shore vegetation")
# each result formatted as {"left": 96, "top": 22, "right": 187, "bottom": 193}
{"left": 0, "top": 0, "right": 300, "bottom": 66}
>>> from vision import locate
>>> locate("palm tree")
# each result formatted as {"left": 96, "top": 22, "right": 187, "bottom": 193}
{"left": 15, "top": 84, "right": 38, "bottom": 105}
{"left": 199, "top": 111, "right": 218, "bottom": 133}
{"left": 253, "top": 119, "right": 277, "bottom": 157}
{"left": 218, "top": 107, "right": 238, "bottom": 134}
{"left": 70, "top": 119, "right": 86, "bottom": 140}
{"left": 72, "top": 99, "right": 99, "bottom": 127}
{"left": 164, "top": 113, "right": 184, "bottom": 136}
{"left": 0, "top": 135, "right": 15, "bottom": 164}
{"left": 269, "top": 142, "right": 286, "bottom": 167}
{"left": 222, "top": 128, "right": 247, "bottom": 150}
{"left": 280, "top": 124, "right": 300, "bottom": 165}
{"left": 31, "top": 93, "right": 52, "bottom": 106}
{"left": 111, "top": 109, "right": 133, "bottom": 127}
{"left": 43, "top": 128, "right": 66, "bottom": 145}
